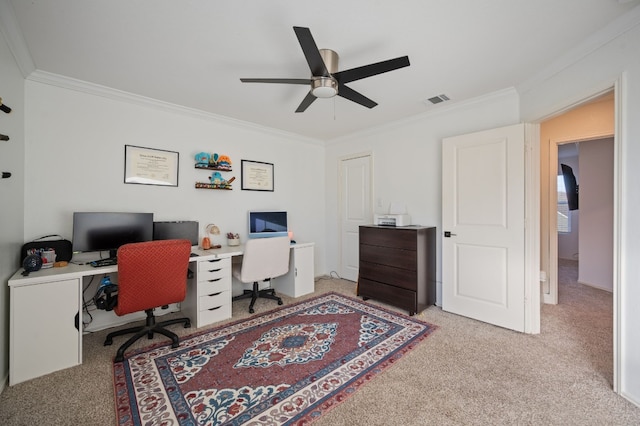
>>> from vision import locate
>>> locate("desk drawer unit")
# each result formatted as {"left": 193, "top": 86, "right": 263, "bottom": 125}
{"left": 358, "top": 225, "right": 436, "bottom": 316}
{"left": 198, "top": 301, "right": 232, "bottom": 325}
{"left": 184, "top": 257, "right": 232, "bottom": 327}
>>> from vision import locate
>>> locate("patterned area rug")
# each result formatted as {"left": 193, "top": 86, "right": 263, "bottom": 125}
{"left": 113, "top": 292, "right": 436, "bottom": 425}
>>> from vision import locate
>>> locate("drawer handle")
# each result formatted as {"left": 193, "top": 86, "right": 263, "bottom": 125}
{"left": 208, "top": 292, "right": 222, "bottom": 297}
{"left": 208, "top": 278, "right": 222, "bottom": 282}
{"left": 208, "top": 268, "right": 222, "bottom": 273}
{"left": 208, "top": 306, "right": 222, "bottom": 311}
{"left": 207, "top": 259, "right": 222, "bottom": 263}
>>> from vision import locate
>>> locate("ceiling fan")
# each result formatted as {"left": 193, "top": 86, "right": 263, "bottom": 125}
{"left": 240, "top": 26, "right": 410, "bottom": 113}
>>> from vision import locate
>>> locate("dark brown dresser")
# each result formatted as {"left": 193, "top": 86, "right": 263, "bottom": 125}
{"left": 358, "top": 225, "right": 436, "bottom": 315}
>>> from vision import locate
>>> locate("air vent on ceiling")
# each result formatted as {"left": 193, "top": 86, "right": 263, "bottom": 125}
{"left": 425, "top": 94, "right": 450, "bottom": 105}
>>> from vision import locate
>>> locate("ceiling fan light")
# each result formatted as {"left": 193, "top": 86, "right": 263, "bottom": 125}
{"left": 312, "top": 77, "right": 338, "bottom": 98}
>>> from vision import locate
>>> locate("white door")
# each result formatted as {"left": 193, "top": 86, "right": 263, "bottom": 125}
{"left": 339, "top": 154, "right": 372, "bottom": 282}
{"left": 442, "top": 124, "right": 526, "bottom": 332}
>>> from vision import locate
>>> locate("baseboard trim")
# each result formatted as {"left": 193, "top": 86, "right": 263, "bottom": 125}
{"left": 578, "top": 280, "right": 613, "bottom": 293}
{"left": 0, "top": 372, "right": 8, "bottom": 394}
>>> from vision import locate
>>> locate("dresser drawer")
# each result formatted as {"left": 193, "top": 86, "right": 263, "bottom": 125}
{"left": 358, "top": 278, "right": 417, "bottom": 313}
{"left": 360, "top": 227, "right": 417, "bottom": 250}
{"left": 359, "top": 261, "right": 417, "bottom": 291}
{"left": 198, "top": 290, "right": 230, "bottom": 311}
{"left": 198, "top": 303, "right": 232, "bottom": 326}
{"left": 359, "top": 244, "right": 416, "bottom": 270}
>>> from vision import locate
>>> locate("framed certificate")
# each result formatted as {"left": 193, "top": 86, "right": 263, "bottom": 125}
{"left": 241, "top": 160, "right": 274, "bottom": 191}
{"left": 124, "top": 145, "right": 179, "bottom": 187}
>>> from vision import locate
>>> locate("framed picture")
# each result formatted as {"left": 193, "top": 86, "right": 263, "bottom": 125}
{"left": 241, "top": 160, "right": 274, "bottom": 191}
{"left": 124, "top": 145, "right": 179, "bottom": 186}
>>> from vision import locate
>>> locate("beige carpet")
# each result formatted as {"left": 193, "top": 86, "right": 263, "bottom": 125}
{"left": 2, "top": 260, "right": 639, "bottom": 425}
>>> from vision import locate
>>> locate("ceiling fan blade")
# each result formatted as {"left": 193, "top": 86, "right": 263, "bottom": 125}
{"left": 240, "top": 78, "right": 311, "bottom": 85}
{"left": 337, "top": 84, "right": 377, "bottom": 109}
{"left": 295, "top": 91, "right": 317, "bottom": 113}
{"left": 334, "top": 56, "right": 410, "bottom": 84}
{"left": 293, "top": 26, "right": 330, "bottom": 77}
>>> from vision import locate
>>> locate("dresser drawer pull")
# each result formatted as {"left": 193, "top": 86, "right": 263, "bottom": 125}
{"left": 208, "top": 306, "right": 222, "bottom": 311}
{"left": 208, "top": 278, "right": 222, "bottom": 283}
{"left": 208, "top": 292, "right": 222, "bottom": 297}
{"left": 208, "top": 268, "right": 222, "bottom": 273}
{"left": 207, "top": 259, "right": 222, "bottom": 263}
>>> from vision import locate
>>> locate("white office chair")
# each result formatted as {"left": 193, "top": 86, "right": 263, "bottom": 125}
{"left": 232, "top": 236, "right": 290, "bottom": 313}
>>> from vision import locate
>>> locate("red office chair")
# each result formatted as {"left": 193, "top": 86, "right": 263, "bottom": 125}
{"left": 104, "top": 239, "right": 192, "bottom": 362}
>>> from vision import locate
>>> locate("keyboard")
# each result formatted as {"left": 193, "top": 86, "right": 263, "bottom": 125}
{"left": 90, "top": 258, "right": 117, "bottom": 267}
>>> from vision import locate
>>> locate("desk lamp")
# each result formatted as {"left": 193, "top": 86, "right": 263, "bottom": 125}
{"left": 202, "top": 223, "right": 220, "bottom": 249}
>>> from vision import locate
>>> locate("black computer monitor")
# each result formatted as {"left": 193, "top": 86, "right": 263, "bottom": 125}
{"left": 72, "top": 212, "right": 154, "bottom": 258}
{"left": 153, "top": 221, "right": 199, "bottom": 246}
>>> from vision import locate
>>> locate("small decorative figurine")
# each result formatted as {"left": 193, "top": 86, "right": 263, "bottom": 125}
{"left": 216, "top": 155, "right": 232, "bottom": 171}
{"left": 205, "top": 172, "right": 235, "bottom": 189}
{"left": 210, "top": 172, "right": 224, "bottom": 185}
{"left": 195, "top": 152, "right": 211, "bottom": 166}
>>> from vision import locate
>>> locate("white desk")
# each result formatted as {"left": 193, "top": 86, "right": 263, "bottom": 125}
{"left": 7, "top": 242, "right": 314, "bottom": 385}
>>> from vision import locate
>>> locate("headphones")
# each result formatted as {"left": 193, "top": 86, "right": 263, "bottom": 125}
{"left": 94, "top": 276, "right": 118, "bottom": 311}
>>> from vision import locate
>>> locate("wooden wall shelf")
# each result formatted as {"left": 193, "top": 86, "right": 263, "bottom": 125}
{"left": 195, "top": 182, "right": 232, "bottom": 190}
{"left": 195, "top": 164, "right": 232, "bottom": 172}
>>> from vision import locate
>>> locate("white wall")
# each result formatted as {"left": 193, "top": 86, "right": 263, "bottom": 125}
{"left": 23, "top": 76, "right": 327, "bottom": 275}
{"left": 0, "top": 29, "right": 25, "bottom": 391}
{"left": 578, "top": 138, "right": 614, "bottom": 291}
{"left": 519, "top": 13, "right": 640, "bottom": 407}
{"left": 324, "top": 89, "right": 520, "bottom": 306}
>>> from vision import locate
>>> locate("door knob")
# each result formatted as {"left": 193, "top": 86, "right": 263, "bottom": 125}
{"left": 444, "top": 231, "right": 457, "bottom": 238}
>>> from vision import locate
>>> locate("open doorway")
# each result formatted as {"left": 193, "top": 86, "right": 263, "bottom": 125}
{"left": 540, "top": 90, "right": 616, "bottom": 387}
{"left": 556, "top": 138, "right": 614, "bottom": 300}
{"left": 540, "top": 91, "right": 615, "bottom": 305}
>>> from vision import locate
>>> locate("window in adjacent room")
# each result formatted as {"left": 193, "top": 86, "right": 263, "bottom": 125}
{"left": 557, "top": 175, "right": 571, "bottom": 233}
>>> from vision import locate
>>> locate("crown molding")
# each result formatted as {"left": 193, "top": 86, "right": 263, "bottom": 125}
{"left": 0, "top": 0, "right": 36, "bottom": 77}
{"left": 517, "top": 4, "right": 640, "bottom": 95}
{"left": 327, "top": 87, "right": 519, "bottom": 145}
{"left": 25, "top": 70, "right": 324, "bottom": 146}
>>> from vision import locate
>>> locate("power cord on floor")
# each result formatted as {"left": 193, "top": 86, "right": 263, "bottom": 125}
{"left": 315, "top": 271, "right": 353, "bottom": 282}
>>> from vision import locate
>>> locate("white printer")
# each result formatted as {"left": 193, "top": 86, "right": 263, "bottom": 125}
{"left": 373, "top": 202, "right": 411, "bottom": 226}
{"left": 373, "top": 214, "right": 412, "bottom": 226}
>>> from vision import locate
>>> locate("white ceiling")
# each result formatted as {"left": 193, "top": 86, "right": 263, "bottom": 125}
{"left": 5, "top": 0, "right": 640, "bottom": 140}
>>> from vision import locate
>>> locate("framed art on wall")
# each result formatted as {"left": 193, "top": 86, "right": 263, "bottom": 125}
{"left": 241, "top": 160, "right": 274, "bottom": 191}
{"left": 124, "top": 145, "right": 179, "bottom": 186}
